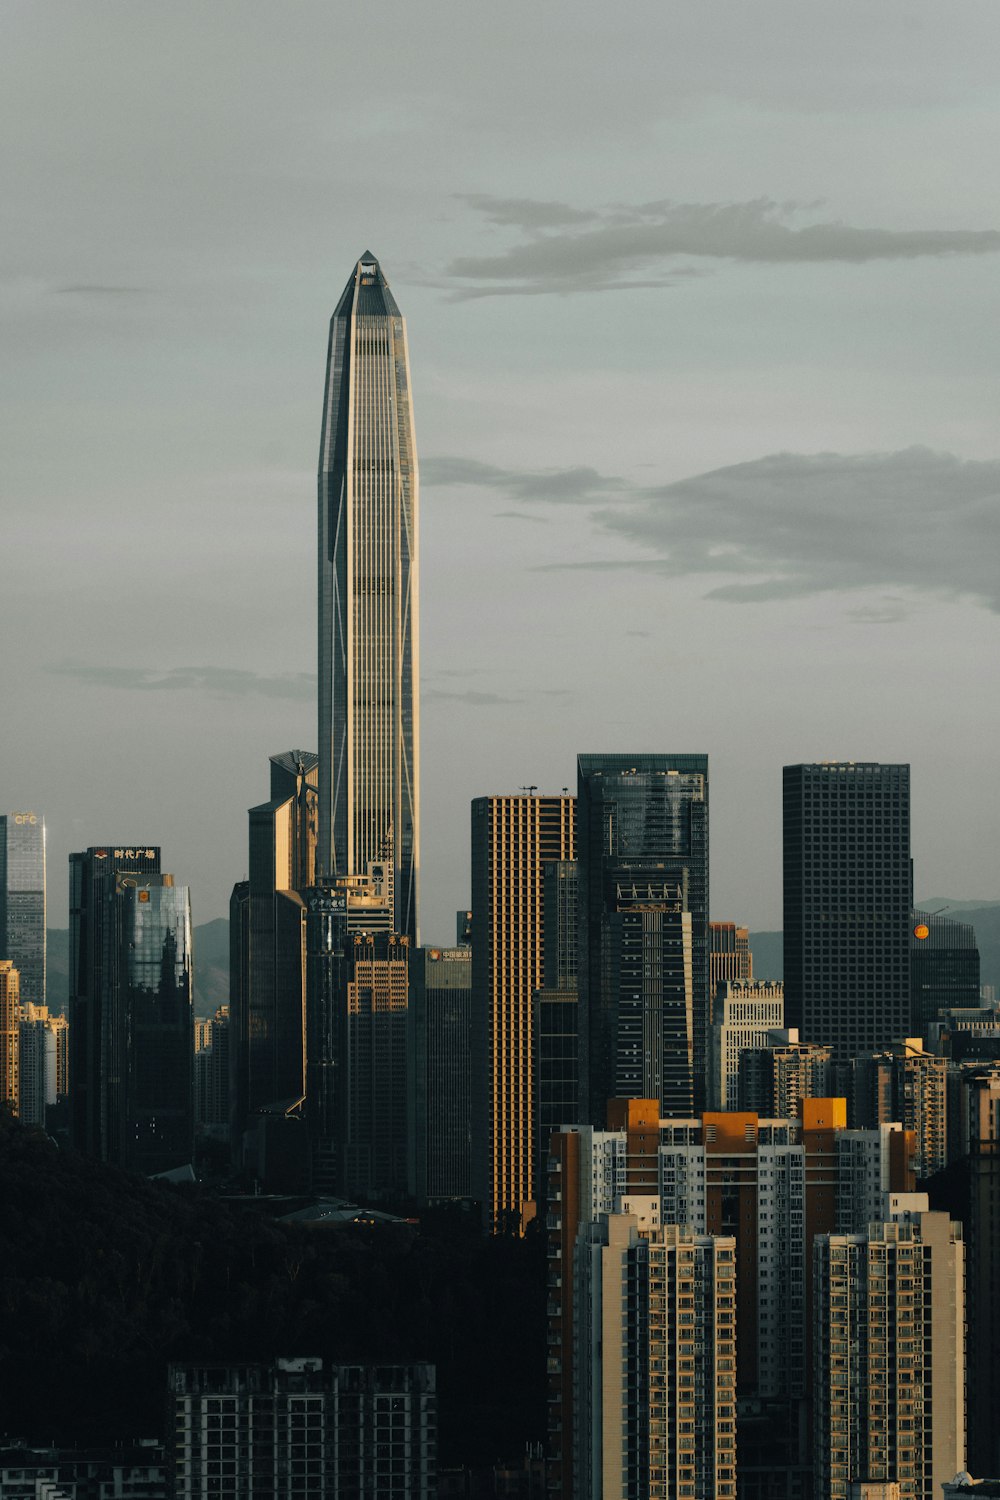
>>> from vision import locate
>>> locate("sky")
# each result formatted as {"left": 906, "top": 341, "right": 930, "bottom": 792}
{"left": 3, "top": 0, "right": 999, "bottom": 944}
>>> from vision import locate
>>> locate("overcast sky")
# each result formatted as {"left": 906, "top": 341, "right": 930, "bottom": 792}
{"left": 3, "top": 0, "right": 999, "bottom": 943}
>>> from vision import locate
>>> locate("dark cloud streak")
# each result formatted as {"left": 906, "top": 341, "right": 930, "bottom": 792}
{"left": 449, "top": 196, "right": 1000, "bottom": 295}
{"left": 48, "top": 663, "right": 316, "bottom": 699}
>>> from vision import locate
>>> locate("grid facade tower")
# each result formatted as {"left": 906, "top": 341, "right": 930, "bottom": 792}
{"left": 783, "top": 763, "right": 911, "bottom": 1063}
{"left": 318, "top": 253, "right": 419, "bottom": 942}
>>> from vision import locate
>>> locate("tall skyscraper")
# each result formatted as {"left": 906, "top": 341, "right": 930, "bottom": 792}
{"left": 317, "top": 253, "right": 419, "bottom": 942}
{"left": 0, "top": 812, "right": 46, "bottom": 1006}
{"left": 577, "top": 755, "right": 709, "bottom": 1122}
{"left": 70, "top": 846, "right": 194, "bottom": 1174}
{"left": 471, "top": 793, "right": 575, "bottom": 1229}
{"left": 783, "top": 762, "right": 911, "bottom": 1063}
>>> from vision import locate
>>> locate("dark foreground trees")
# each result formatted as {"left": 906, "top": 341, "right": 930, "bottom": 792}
{"left": 0, "top": 1116, "right": 545, "bottom": 1467}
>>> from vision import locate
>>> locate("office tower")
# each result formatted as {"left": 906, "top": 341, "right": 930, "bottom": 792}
{"left": 471, "top": 793, "right": 575, "bottom": 1229}
{"left": 737, "top": 1033, "right": 833, "bottom": 1120}
{"left": 456, "top": 909, "right": 472, "bottom": 947}
{"left": 533, "top": 859, "right": 579, "bottom": 1206}
{"left": 573, "top": 1211, "right": 737, "bottom": 1500}
{"left": 910, "top": 908, "right": 980, "bottom": 1042}
{"left": 343, "top": 932, "right": 409, "bottom": 1200}
{"left": 18, "top": 1003, "right": 68, "bottom": 1127}
{"left": 709, "top": 978, "right": 784, "bottom": 1109}
{"left": 230, "top": 752, "right": 317, "bottom": 1161}
{"left": 813, "top": 1211, "right": 964, "bottom": 1500}
{"left": 578, "top": 754, "right": 709, "bottom": 1121}
{"left": 710, "top": 921, "right": 753, "bottom": 987}
{"left": 194, "top": 1006, "right": 230, "bottom": 1131}
{"left": 408, "top": 945, "right": 473, "bottom": 1203}
{"left": 964, "top": 1066, "right": 1000, "bottom": 1476}
{"left": 849, "top": 1039, "right": 948, "bottom": 1178}
{"left": 547, "top": 1100, "right": 916, "bottom": 1499}
{"left": 0, "top": 960, "right": 19, "bottom": 1112}
{"left": 69, "top": 846, "right": 193, "bottom": 1173}
{"left": 317, "top": 253, "right": 420, "bottom": 943}
{"left": 169, "top": 1357, "right": 436, "bottom": 1499}
{"left": 783, "top": 763, "right": 911, "bottom": 1063}
{"left": 0, "top": 812, "right": 46, "bottom": 1006}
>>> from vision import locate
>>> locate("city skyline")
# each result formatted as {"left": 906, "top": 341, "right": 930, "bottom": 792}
{"left": 4, "top": 4, "right": 1000, "bottom": 946}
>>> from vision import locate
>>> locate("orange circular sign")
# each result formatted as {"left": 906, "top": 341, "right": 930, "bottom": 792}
{"left": 913, "top": 923, "right": 930, "bottom": 940}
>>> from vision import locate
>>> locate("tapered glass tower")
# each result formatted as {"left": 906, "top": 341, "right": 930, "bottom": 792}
{"left": 318, "top": 253, "right": 419, "bottom": 941}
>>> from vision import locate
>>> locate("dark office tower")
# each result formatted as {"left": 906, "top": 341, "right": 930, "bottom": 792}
{"left": 910, "top": 907, "right": 981, "bottom": 1042}
{"left": 0, "top": 812, "right": 46, "bottom": 1006}
{"left": 230, "top": 752, "right": 318, "bottom": 1161}
{"left": 709, "top": 920, "right": 753, "bottom": 988}
{"left": 783, "top": 762, "right": 911, "bottom": 1064}
{"left": 533, "top": 860, "right": 579, "bottom": 1206}
{"left": 69, "top": 846, "right": 193, "bottom": 1173}
{"left": 318, "top": 253, "right": 419, "bottom": 943}
{"left": 964, "top": 1066, "right": 1000, "bottom": 1475}
{"left": 577, "top": 755, "right": 709, "bottom": 1123}
{"left": 456, "top": 909, "right": 472, "bottom": 947}
{"left": 344, "top": 932, "right": 410, "bottom": 1200}
{"left": 472, "top": 794, "right": 575, "bottom": 1229}
{"left": 303, "top": 883, "right": 349, "bottom": 1192}
{"left": 408, "top": 945, "right": 473, "bottom": 1203}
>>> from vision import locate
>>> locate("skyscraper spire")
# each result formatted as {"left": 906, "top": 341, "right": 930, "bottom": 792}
{"left": 317, "top": 253, "right": 420, "bottom": 942}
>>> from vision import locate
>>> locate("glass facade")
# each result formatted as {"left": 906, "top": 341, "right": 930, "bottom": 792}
{"left": 0, "top": 812, "right": 46, "bottom": 1006}
{"left": 577, "top": 755, "right": 709, "bottom": 1123}
{"left": 318, "top": 254, "right": 420, "bottom": 942}
{"left": 69, "top": 847, "right": 193, "bottom": 1173}
{"left": 120, "top": 877, "right": 194, "bottom": 1174}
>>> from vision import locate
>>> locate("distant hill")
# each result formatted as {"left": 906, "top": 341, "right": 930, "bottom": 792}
{"left": 749, "top": 901, "right": 1000, "bottom": 993}
{"left": 46, "top": 917, "right": 230, "bottom": 1017}
{"left": 43, "top": 901, "right": 1000, "bottom": 1017}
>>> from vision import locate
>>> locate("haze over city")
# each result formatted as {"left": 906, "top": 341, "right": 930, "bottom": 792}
{"left": 3, "top": 0, "right": 999, "bottom": 944}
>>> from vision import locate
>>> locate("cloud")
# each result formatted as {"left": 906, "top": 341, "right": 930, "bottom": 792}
{"left": 561, "top": 447, "right": 1000, "bottom": 612}
{"left": 456, "top": 194, "right": 600, "bottom": 230}
{"left": 52, "top": 285, "right": 150, "bottom": 296}
{"left": 448, "top": 196, "right": 1000, "bottom": 296}
{"left": 422, "top": 454, "right": 628, "bottom": 505}
{"left": 48, "top": 663, "right": 316, "bottom": 699}
{"left": 422, "top": 687, "right": 518, "bottom": 706}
